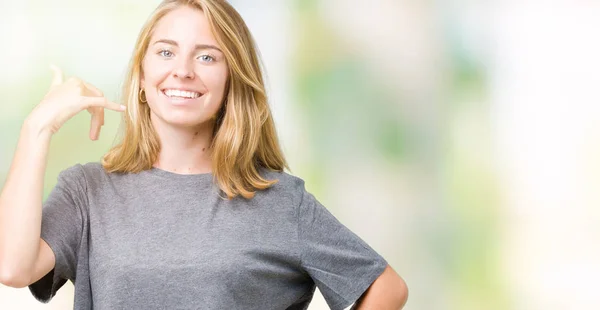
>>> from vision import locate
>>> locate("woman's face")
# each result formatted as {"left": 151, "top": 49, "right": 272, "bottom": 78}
{"left": 141, "top": 6, "right": 228, "bottom": 129}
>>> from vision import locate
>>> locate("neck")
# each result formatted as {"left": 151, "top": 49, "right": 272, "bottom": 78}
{"left": 151, "top": 115, "right": 215, "bottom": 175}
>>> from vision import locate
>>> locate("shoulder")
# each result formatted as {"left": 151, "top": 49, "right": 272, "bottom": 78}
{"left": 56, "top": 162, "right": 110, "bottom": 189}
{"left": 255, "top": 168, "right": 310, "bottom": 205}
{"left": 58, "top": 162, "right": 104, "bottom": 176}
{"left": 261, "top": 169, "right": 306, "bottom": 192}
{"left": 78, "top": 162, "right": 108, "bottom": 177}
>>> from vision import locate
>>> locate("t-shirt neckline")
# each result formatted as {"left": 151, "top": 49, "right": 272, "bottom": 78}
{"left": 149, "top": 166, "right": 213, "bottom": 179}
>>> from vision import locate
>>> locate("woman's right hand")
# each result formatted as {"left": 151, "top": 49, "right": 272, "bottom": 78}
{"left": 26, "top": 64, "right": 126, "bottom": 140}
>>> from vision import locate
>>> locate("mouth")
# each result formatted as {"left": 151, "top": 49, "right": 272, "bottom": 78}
{"left": 160, "top": 88, "right": 204, "bottom": 105}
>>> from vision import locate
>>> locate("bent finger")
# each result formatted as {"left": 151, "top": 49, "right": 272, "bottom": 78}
{"left": 89, "top": 110, "right": 102, "bottom": 140}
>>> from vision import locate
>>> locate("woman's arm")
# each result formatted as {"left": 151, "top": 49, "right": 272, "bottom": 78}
{"left": 352, "top": 264, "right": 408, "bottom": 310}
{"left": 0, "top": 66, "right": 124, "bottom": 287}
{"left": 0, "top": 123, "right": 54, "bottom": 287}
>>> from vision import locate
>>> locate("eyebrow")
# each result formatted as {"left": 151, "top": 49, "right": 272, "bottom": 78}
{"left": 152, "top": 39, "right": 223, "bottom": 53}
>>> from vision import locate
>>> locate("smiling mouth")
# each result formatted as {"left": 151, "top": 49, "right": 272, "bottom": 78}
{"left": 160, "top": 89, "right": 204, "bottom": 103}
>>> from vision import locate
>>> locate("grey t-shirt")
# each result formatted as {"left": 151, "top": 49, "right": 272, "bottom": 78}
{"left": 28, "top": 162, "right": 388, "bottom": 310}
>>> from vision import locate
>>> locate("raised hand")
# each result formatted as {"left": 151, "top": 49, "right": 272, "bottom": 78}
{"left": 27, "top": 64, "right": 126, "bottom": 140}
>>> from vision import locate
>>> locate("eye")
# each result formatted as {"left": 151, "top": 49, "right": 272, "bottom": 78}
{"left": 198, "top": 54, "right": 215, "bottom": 62}
{"left": 158, "top": 49, "right": 173, "bottom": 58}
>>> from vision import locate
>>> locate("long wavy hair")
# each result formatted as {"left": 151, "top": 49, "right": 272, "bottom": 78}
{"left": 102, "top": 0, "right": 288, "bottom": 199}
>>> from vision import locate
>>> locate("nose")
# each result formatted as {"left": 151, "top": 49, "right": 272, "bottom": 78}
{"left": 173, "top": 57, "right": 195, "bottom": 80}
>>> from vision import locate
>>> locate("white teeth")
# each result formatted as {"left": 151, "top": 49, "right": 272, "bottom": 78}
{"left": 163, "top": 89, "right": 201, "bottom": 99}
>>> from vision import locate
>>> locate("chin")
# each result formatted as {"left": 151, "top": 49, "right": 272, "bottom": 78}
{"left": 161, "top": 114, "right": 214, "bottom": 128}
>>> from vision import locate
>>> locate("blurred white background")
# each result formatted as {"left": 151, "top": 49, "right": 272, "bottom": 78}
{"left": 1, "top": 0, "right": 600, "bottom": 309}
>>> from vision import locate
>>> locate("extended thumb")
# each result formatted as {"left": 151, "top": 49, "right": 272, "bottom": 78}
{"left": 49, "top": 64, "right": 64, "bottom": 88}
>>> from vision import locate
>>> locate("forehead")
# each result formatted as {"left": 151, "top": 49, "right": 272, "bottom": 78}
{"left": 150, "top": 6, "right": 218, "bottom": 46}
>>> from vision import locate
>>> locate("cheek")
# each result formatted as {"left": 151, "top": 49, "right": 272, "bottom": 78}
{"left": 200, "top": 67, "right": 228, "bottom": 95}
{"left": 142, "top": 58, "right": 168, "bottom": 87}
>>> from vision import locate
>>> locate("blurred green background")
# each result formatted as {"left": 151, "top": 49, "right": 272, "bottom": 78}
{"left": 2, "top": 1, "right": 600, "bottom": 309}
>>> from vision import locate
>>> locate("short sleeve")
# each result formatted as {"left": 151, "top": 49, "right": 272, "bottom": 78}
{"left": 297, "top": 188, "right": 388, "bottom": 310}
{"left": 28, "top": 164, "right": 87, "bottom": 303}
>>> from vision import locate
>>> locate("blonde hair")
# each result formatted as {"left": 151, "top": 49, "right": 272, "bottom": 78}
{"left": 102, "top": 0, "right": 288, "bottom": 199}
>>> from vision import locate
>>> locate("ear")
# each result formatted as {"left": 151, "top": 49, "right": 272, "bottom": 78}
{"left": 139, "top": 66, "right": 145, "bottom": 89}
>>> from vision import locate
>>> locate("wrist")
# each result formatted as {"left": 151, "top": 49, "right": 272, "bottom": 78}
{"left": 22, "top": 116, "right": 53, "bottom": 141}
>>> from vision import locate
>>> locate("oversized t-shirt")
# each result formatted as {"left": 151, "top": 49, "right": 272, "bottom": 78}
{"left": 28, "top": 162, "right": 388, "bottom": 310}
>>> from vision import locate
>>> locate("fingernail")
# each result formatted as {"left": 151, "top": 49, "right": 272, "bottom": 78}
{"left": 120, "top": 105, "right": 127, "bottom": 110}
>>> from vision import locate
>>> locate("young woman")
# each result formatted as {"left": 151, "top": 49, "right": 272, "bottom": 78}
{"left": 0, "top": 0, "right": 407, "bottom": 309}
